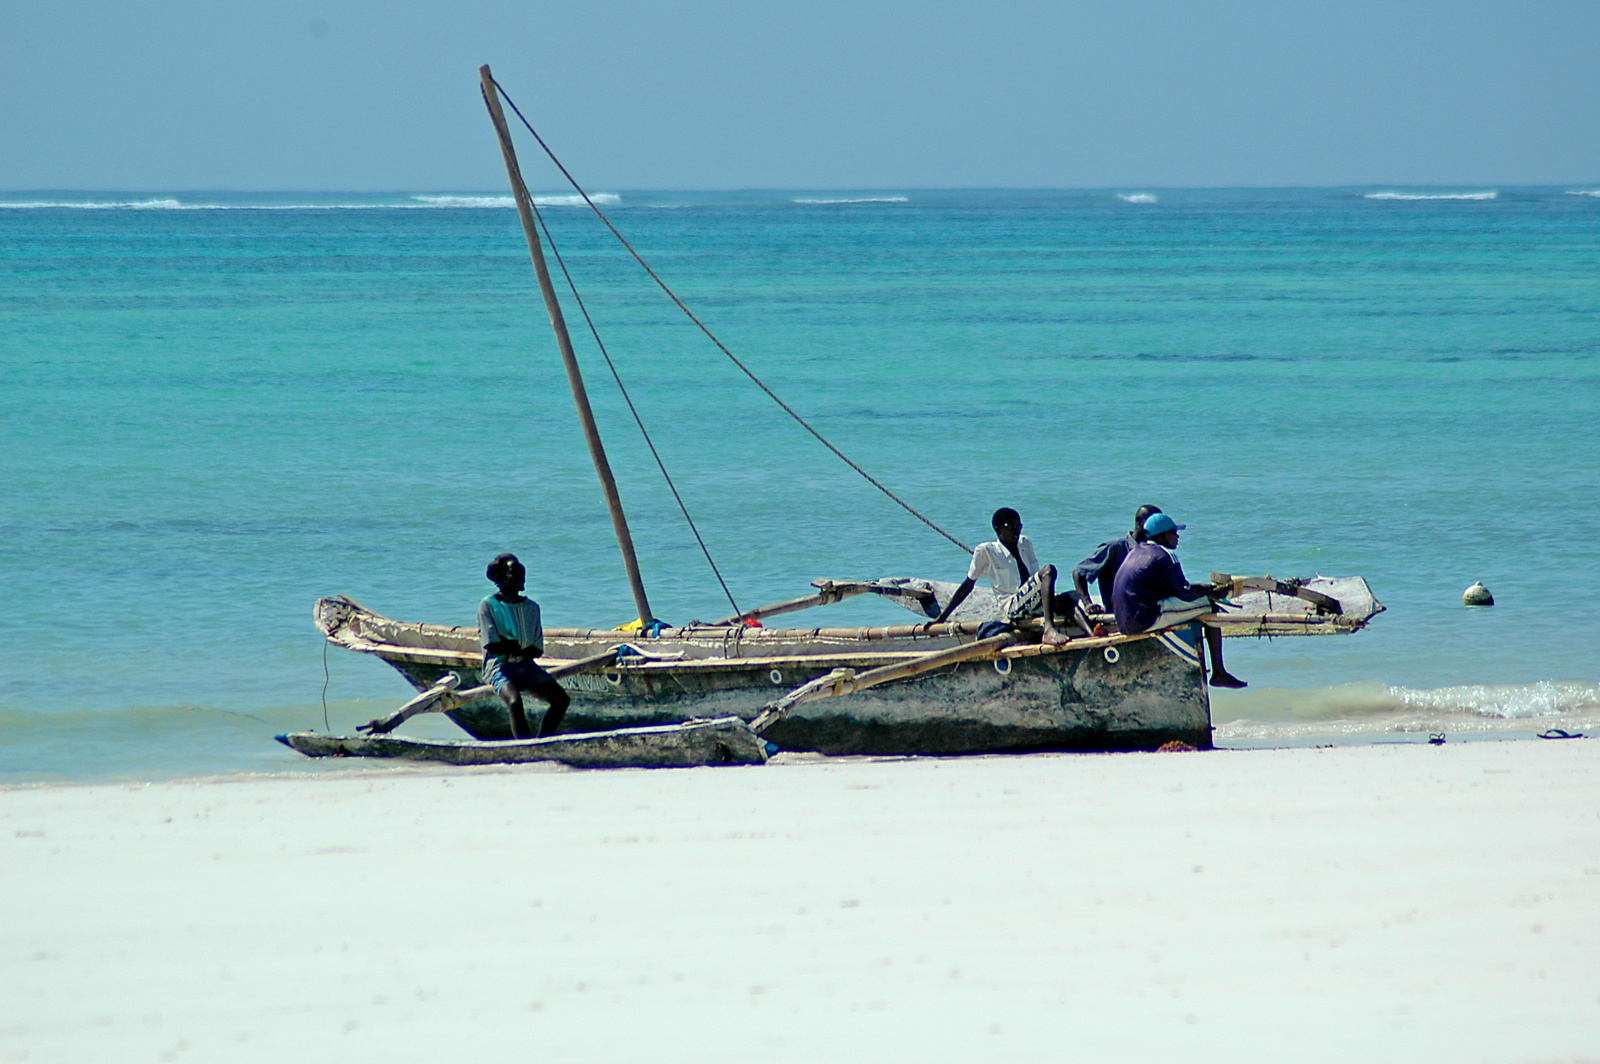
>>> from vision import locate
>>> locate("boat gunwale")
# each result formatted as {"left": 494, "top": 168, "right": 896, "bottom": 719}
{"left": 316, "top": 593, "right": 1376, "bottom": 687}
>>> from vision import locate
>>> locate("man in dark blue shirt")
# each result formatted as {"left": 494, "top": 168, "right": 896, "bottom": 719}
{"left": 1112, "top": 514, "right": 1246, "bottom": 689}
{"left": 1073, "top": 504, "right": 1163, "bottom": 613}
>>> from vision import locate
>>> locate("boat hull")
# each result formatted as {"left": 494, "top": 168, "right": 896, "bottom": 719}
{"left": 315, "top": 595, "right": 1215, "bottom": 754}
{"left": 379, "top": 631, "right": 1211, "bottom": 754}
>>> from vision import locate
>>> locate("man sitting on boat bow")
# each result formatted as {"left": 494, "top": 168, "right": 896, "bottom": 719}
{"left": 1111, "top": 514, "right": 1247, "bottom": 689}
{"left": 927, "top": 508, "right": 1091, "bottom": 645}
{"left": 479, "top": 553, "right": 571, "bottom": 738}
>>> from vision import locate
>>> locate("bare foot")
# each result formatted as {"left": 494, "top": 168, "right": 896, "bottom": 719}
{"left": 1210, "top": 672, "right": 1247, "bottom": 689}
{"left": 1041, "top": 627, "right": 1073, "bottom": 647}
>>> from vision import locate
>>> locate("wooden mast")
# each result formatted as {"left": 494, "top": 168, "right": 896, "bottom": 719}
{"left": 479, "top": 64, "right": 654, "bottom": 627}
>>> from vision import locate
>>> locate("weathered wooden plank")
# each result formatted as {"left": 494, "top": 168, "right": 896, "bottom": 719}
{"left": 710, "top": 580, "right": 880, "bottom": 626}
{"left": 751, "top": 632, "right": 1019, "bottom": 731}
{"left": 279, "top": 716, "right": 769, "bottom": 769}
{"left": 1202, "top": 613, "right": 1366, "bottom": 628}
{"left": 356, "top": 648, "right": 623, "bottom": 734}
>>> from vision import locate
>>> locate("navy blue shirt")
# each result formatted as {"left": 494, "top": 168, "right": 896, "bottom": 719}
{"left": 1112, "top": 541, "right": 1191, "bottom": 635}
{"left": 1074, "top": 534, "right": 1137, "bottom": 585}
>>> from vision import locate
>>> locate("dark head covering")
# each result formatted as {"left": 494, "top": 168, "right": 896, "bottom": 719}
{"left": 487, "top": 552, "right": 521, "bottom": 584}
{"left": 991, "top": 507, "right": 1021, "bottom": 531}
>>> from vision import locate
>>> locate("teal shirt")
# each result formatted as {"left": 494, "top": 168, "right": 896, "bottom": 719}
{"left": 478, "top": 595, "right": 543, "bottom": 664}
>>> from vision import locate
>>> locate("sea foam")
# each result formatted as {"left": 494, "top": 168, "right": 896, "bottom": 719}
{"left": 793, "top": 196, "right": 910, "bottom": 205}
{"left": 1117, "top": 193, "right": 1157, "bottom": 204}
{"left": 0, "top": 198, "right": 185, "bottom": 210}
{"left": 1364, "top": 191, "right": 1498, "bottom": 201}
{"left": 1389, "top": 680, "right": 1600, "bottom": 719}
{"left": 528, "top": 193, "right": 621, "bottom": 207}
{"left": 409, "top": 195, "right": 516, "bottom": 208}
{"left": 1564, "top": 189, "right": 1600, "bottom": 197}
{"left": 1213, "top": 680, "right": 1600, "bottom": 742}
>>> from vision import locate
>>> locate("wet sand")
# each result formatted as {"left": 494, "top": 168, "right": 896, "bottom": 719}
{"left": 3, "top": 740, "right": 1597, "bottom": 1061}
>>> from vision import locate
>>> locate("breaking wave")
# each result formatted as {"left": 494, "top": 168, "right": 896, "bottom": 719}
{"left": 793, "top": 196, "right": 910, "bottom": 205}
{"left": 527, "top": 193, "right": 621, "bottom": 207}
{"left": 1117, "top": 193, "right": 1157, "bottom": 204}
{"left": 1389, "top": 681, "right": 1600, "bottom": 719}
{"left": 1364, "top": 191, "right": 1498, "bottom": 201}
{"left": 0, "top": 198, "right": 185, "bottom": 210}
{"left": 408, "top": 194, "right": 624, "bottom": 208}
{"left": 409, "top": 195, "right": 516, "bottom": 208}
{"left": 1213, "top": 680, "right": 1600, "bottom": 742}
{"left": 1564, "top": 190, "right": 1600, "bottom": 197}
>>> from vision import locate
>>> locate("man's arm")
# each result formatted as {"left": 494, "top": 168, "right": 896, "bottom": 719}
{"left": 1097, "top": 572, "right": 1118, "bottom": 610}
{"left": 930, "top": 578, "right": 975, "bottom": 626}
{"left": 479, "top": 599, "right": 531, "bottom": 659}
{"left": 1073, "top": 569, "right": 1114, "bottom": 614}
{"left": 1165, "top": 556, "right": 1220, "bottom": 601}
{"left": 1072, "top": 541, "right": 1115, "bottom": 612}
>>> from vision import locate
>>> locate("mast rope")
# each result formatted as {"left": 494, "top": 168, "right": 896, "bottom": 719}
{"left": 489, "top": 76, "right": 973, "bottom": 556}
{"left": 526, "top": 196, "right": 746, "bottom": 619}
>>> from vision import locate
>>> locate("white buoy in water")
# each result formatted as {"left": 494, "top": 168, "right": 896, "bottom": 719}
{"left": 1463, "top": 581, "right": 1494, "bottom": 607}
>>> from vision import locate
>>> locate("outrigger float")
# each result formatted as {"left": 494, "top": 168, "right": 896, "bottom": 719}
{"left": 279, "top": 68, "right": 1384, "bottom": 770}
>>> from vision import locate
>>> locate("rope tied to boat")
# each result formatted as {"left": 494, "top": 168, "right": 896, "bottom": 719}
{"left": 524, "top": 192, "right": 745, "bottom": 619}
{"left": 487, "top": 75, "right": 973, "bottom": 557}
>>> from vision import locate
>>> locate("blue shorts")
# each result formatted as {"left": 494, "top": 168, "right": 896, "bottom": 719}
{"left": 484, "top": 656, "right": 557, "bottom": 697}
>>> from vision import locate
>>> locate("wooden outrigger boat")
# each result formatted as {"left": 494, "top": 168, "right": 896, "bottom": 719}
{"left": 280, "top": 67, "right": 1384, "bottom": 769}
{"left": 294, "top": 572, "right": 1383, "bottom": 761}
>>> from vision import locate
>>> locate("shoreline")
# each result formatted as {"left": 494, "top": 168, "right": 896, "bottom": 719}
{"left": 4, "top": 741, "right": 1596, "bottom": 1060}
{"left": 0, "top": 722, "right": 1591, "bottom": 790}
{"left": 4, "top": 674, "right": 1597, "bottom": 787}
{"left": 0, "top": 724, "right": 1590, "bottom": 790}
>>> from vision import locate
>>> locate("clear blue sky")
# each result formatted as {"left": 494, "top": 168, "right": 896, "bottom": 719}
{"left": 3, "top": 0, "right": 1597, "bottom": 190}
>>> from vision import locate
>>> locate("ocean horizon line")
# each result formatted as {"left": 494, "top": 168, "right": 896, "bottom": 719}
{"left": 5, "top": 182, "right": 1599, "bottom": 194}
{"left": 5, "top": 185, "right": 1598, "bottom": 213}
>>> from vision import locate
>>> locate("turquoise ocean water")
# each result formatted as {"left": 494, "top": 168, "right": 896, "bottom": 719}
{"left": 3, "top": 187, "right": 1598, "bottom": 781}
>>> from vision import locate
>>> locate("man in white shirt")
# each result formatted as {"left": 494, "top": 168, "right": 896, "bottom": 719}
{"left": 929, "top": 508, "right": 1088, "bottom": 644}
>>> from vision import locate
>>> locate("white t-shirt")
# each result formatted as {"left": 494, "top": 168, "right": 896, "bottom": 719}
{"left": 967, "top": 536, "right": 1040, "bottom": 596}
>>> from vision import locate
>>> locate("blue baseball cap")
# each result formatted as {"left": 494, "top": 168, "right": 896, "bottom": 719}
{"left": 1143, "top": 513, "right": 1185, "bottom": 536}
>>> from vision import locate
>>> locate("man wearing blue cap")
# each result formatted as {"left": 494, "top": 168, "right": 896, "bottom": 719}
{"left": 1112, "top": 514, "right": 1246, "bottom": 688}
{"left": 1073, "top": 504, "right": 1163, "bottom": 613}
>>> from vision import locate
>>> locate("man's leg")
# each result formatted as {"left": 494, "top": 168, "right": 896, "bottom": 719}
{"left": 1038, "top": 566, "right": 1072, "bottom": 645}
{"left": 1004, "top": 568, "right": 1077, "bottom": 644}
{"left": 495, "top": 683, "right": 534, "bottom": 739}
{"left": 521, "top": 671, "right": 571, "bottom": 737}
{"left": 1050, "top": 587, "right": 1103, "bottom": 636}
{"left": 1204, "top": 627, "right": 1246, "bottom": 689}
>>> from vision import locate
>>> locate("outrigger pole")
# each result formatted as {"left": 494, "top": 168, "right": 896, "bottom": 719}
{"left": 479, "top": 64, "right": 654, "bottom": 627}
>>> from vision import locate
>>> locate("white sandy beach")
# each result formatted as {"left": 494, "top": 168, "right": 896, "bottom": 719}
{"left": 4, "top": 741, "right": 1597, "bottom": 1063}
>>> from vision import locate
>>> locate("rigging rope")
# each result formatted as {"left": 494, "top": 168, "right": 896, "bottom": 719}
{"left": 321, "top": 639, "right": 331, "bottom": 732}
{"left": 527, "top": 196, "right": 746, "bottom": 619}
{"left": 490, "top": 76, "right": 972, "bottom": 556}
